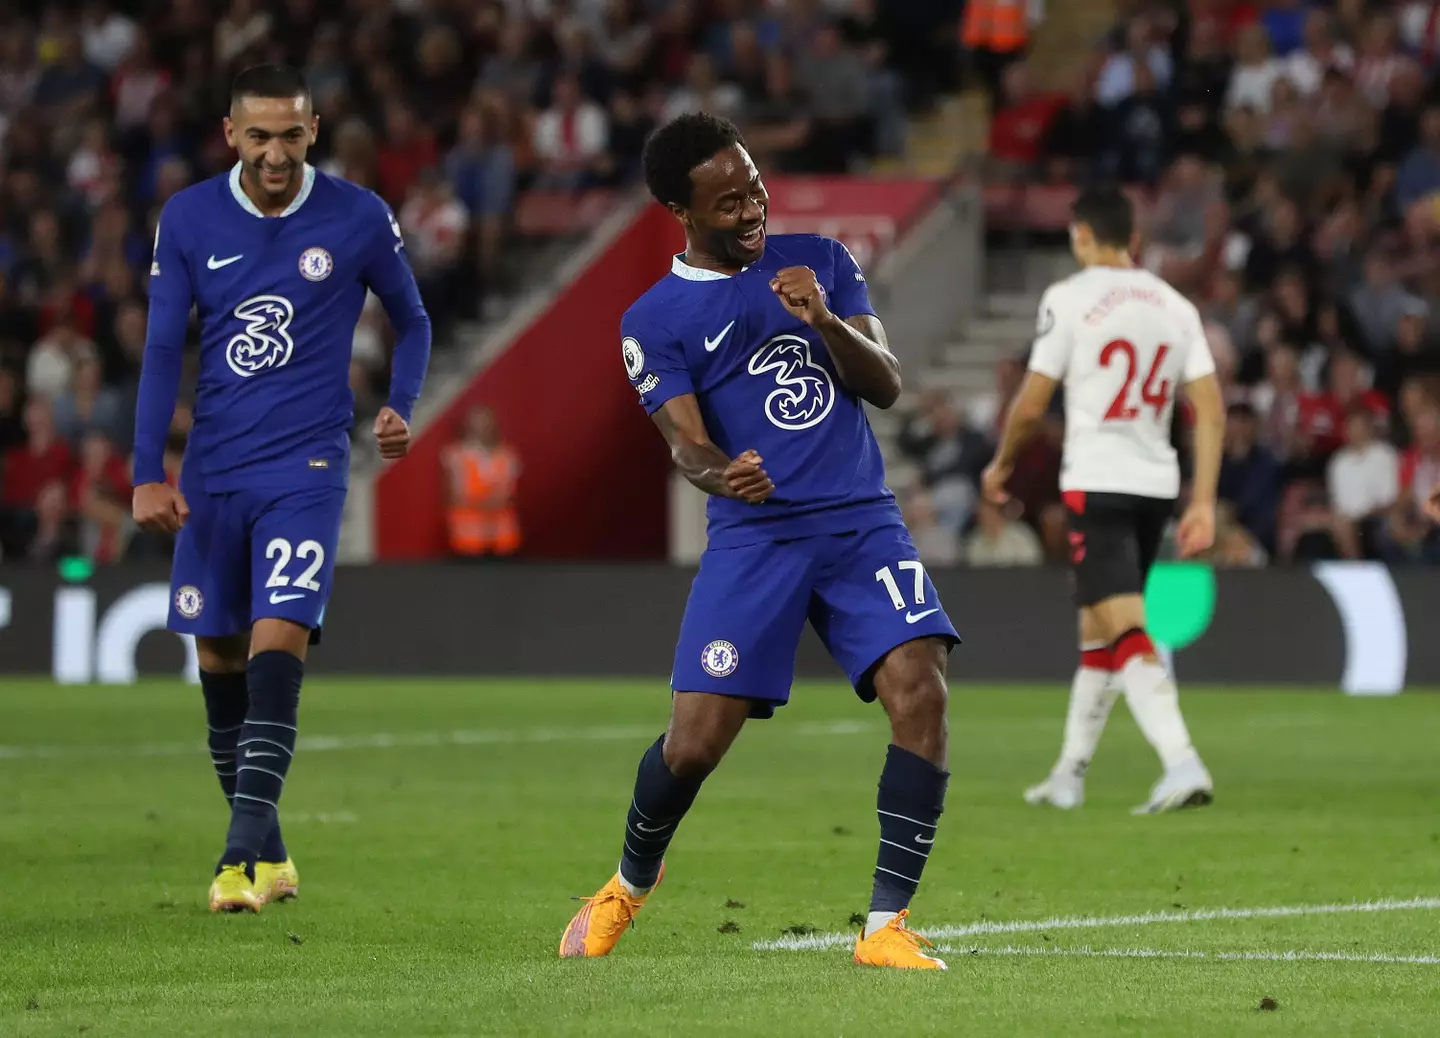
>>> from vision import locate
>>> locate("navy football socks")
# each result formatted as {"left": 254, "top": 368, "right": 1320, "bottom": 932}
{"left": 869, "top": 744, "right": 948, "bottom": 915}
{"left": 220, "top": 651, "right": 304, "bottom": 871}
{"left": 618, "top": 735, "right": 706, "bottom": 892}
{"left": 201, "top": 670, "right": 247, "bottom": 806}
{"left": 202, "top": 669, "right": 289, "bottom": 868}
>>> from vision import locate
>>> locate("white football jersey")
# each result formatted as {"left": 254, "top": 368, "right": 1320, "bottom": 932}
{"left": 1029, "top": 266, "right": 1215, "bottom": 499}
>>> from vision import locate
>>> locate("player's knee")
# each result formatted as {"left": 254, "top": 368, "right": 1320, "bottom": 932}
{"left": 660, "top": 732, "right": 727, "bottom": 780}
{"left": 876, "top": 642, "right": 949, "bottom": 732}
{"left": 196, "top": 634, "right": 249, "bottom": 674}
{"left": 250, "top": 618, "right": 311, "bottom": 661}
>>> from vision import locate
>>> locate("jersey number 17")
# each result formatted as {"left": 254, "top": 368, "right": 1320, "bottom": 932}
{"left": 1101, "top": 339, "right": 1172, "bottom": 422}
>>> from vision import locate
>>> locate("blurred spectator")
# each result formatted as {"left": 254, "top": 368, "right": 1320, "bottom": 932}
{"left": 446, "top": 101, "right": 516, "bottom": 292}
{"left": 1226, "top": 24, "right": 1283, "bottom": 114}
{"left": 964, "top": 497, "right": 1043, "bottom": 567}
{"left": 70, "top": 429, "right": 131, "bottom": 565}
{"left": 1284, "top": 10, "right": 1354, "bottom": 97}
{"left": 987, "top": 61, "right": 1064, "bottom": 177}
{"left": 1043, "top": 70, "right": 1107, "bottom": 184}
{"left": 1387, "top": 405, "right": 1440, "bottom": 562}
{"left": 53, "top": 345, "right": 123, "bottom": 448}
{"left": 1327, "top": 407, "right": 1400, "bottom": 558}
{"left": 1353, "top": 12, "right": 1415, "bottom": 109}
{"left": 1206, "top": 500, "right": 1270, "bottom": 568}
{"left": 399, "top": 168, "right": 470, "bottom": 333}
{"left": 793, "top": 24, "right": 872, "bottom": 173}
{"left": 902, "top": 489, "right": 960, "bottom": 566}
{"left": 80, "top": 2, "right": 140, "bottom": 75}
{"left": 0, "top": 369, "right": 25, "bottom": 453}
{"left": 0, "top": 397, "right": 72, "bottom": 562}
{"left": 1219, "top": 402, "right": 1283, "bottom": 552}
{"left": 442, "top": 405, "right": 520, "bottom": 560}
{"left": 968, "top": 356, "right": 1025, "bottom": 443}
{"left": 376, "top": 102, "right": 439, "bottom": 208}
{"left": 532, "top": 73, "right": 609, "bottom": 190}
{"left": 663, "top": 53, "right": 743, "bottom": 126}
{"left": 896, "top": 393, "right": 988, "bottom": 533}
{"left": 1348, "top": 247, "right": 1426, "bottom": 356}
{"left": 1097, "top": 17, "right": 1173, "bottom": 110}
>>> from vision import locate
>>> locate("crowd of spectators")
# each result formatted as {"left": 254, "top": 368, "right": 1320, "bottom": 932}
{"left": 901, "top": 0, "right": 1440, "bottom": 568}
{"left": 0, "top": 0, "right": 958, "bottom": 565}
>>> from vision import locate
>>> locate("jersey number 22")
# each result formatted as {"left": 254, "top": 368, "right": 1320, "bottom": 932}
{"left": 1101, "top": 339, "right": 1172, "bottom": 422}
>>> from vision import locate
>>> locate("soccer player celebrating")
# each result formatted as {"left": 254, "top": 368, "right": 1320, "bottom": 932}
{"left": 559, "top": 114, "right": 958, "bottom": 971}
{"left": 982, "top": 186, "right": 1224, "bottom": 815}
{"left": 132, "top": 65, "right": 431, "bottom": 912}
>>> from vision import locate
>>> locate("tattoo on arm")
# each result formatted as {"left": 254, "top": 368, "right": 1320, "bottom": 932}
{"left": 815, "top": 313, "right": 902, "bottom": 409}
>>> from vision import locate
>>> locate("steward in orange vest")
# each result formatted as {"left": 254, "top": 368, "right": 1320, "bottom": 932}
{"left": 962, "top": 0, "right": 1030, "bottom": 53}
{"left": 443, "top": 406, "right": 520, "bottom": 557}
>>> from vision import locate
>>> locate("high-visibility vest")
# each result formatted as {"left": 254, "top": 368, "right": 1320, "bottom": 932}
{"left": 446, "top": 446, "right": 521, "bottom": 556}
{"left": 962, "top": 0, "right": 1029, "bottom": 53}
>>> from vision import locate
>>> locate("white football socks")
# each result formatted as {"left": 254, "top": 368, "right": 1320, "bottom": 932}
{"left": 1056, "top": 656, "right": 1121, "bottom": 778}
{"left": 864, "top": 911, "right": 898, "bottom": 939}
{"left": 1118, "top": 656, "right": 1196, "bottom": 771}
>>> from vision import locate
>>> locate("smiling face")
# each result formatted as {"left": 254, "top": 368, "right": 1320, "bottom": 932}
{"left": 224, "top": 93, "right": 318, "bottom": 207}
{"left": 677, "top": 143, "right": 768, "bottom": 270}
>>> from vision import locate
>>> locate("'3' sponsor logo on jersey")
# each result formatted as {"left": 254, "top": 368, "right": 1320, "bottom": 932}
{"left": 227, "top": 294, "right": 296, "bottom": 378}
{"left": 747, "top": 334, "right": 835, "bottom": 431}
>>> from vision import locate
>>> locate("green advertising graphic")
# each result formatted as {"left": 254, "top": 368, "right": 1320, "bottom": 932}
{"left": 1145, "top": 562, "right": 1217, "bottom": 651}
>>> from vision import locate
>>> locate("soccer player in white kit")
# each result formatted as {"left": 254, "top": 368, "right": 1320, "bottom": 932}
{"left": 981, "top": 186, "right": 1227, "bottom": 814}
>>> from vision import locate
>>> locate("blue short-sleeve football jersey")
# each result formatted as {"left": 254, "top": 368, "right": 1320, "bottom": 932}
{"left": 620, "top": 234, "right": 901, "bottom": 547}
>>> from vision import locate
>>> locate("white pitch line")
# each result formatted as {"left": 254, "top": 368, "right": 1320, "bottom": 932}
{"left": 928, "top": 944, "right": 1440, "bottom": 966}
{"left": 0, "top": 718, "right": 879, "bottom": 761}
{"left": 753, "top": 897, "right": 1440, "bottom": 952}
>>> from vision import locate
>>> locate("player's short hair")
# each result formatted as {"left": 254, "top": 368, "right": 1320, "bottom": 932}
{"left": 641, "top": 112, "right": 746, "bottom": 209}
{"left": 231, "top": 64, "right": 311, "bottom": 109}
{"left": 1071, "top": 186, "right": 1133, "bottom": 248}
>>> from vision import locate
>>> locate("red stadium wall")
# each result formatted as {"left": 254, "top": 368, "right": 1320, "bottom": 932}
{"left": 375, "top": 203, "right": 682, "bottom": 560}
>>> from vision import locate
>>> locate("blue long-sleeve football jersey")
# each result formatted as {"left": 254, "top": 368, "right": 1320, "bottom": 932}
{"left": 133, "top": 163, "right": 431, "bottom": 491}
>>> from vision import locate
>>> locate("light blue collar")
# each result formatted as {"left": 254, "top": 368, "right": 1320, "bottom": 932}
{"left": 228, "top": 161, "right": 316, "bottom": 218}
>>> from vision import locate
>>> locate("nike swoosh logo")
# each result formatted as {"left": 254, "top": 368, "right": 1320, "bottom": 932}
{"left": 905, "top": 608, "right": 939, "bottom": 624}
{"left": 635, "top": 821, "right": 668, "bottom": 833}
{"left": 914, "top": 834, "right": 934, "bottom": 845}
{"left": 703, "top": 320, "right": 736, "bottom": 352}
{"left": 244, "top": 749, "right": 279, "bottom": 759}
{"left": 207, "top": 254, "right": 243, "bottom": 269}
{"left": 269, "top": 592, "right": 305, "bottom": 604}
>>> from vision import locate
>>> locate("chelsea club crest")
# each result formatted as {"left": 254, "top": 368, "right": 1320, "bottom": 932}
{"left": 298, "top": 247, "right": 334, "bottom": 282}
{"left": 701, "top": 640, "right": 739, "bottom": 678}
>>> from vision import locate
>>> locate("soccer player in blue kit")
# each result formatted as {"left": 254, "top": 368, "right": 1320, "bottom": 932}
{"left": 131, "top": 65, "right": 431, "bottom": 913}
{"left": 560, "top": 114, "right": 958, "bottom": 970}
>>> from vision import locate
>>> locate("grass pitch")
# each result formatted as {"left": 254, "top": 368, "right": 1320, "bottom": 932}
{"left": 2, "top": 678, "right": 1438, "bottom": 1036}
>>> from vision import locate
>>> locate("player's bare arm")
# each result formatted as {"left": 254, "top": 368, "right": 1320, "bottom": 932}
{"left": 1178, "top": 373, "right": 1225, "bottom": 558}
{"left": 653, "top": 394, "right": 774, "bottom": 503}
{"left": 981, "top": 371, "right": 1059, "bottom": 505}
{"left": 770, "top": 265, "right": 901, "bottom": 408}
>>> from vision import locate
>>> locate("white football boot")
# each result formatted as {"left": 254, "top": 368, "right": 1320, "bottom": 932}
{"left": 1132, "top": 754, "right": 1214, "bottom": 815}
{"left": 1023, "top": 771, "right": 1085, "bottom": 810}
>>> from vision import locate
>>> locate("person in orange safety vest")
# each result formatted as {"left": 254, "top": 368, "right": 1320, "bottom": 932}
{"left": 442, "top": 405, "right": 521, "bottom": 557}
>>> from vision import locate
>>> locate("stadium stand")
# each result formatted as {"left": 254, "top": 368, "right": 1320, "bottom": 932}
{"left": 900, "top": 0, "right": 1440, "bottom": 569}
{"left": 0, "top": 0, "right": 960, "bottom": 565}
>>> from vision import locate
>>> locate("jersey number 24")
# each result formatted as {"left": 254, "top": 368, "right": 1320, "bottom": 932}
{"left": 1101, "top": 339, "right": 1172, "bottom": 422}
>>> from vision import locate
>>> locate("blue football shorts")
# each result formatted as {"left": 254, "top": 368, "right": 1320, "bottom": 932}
{"left": 670, "top": 523, "right": 961, "bottom": 717}
{"left": 168, "top": 480, "right": 344, "bottom": 641}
